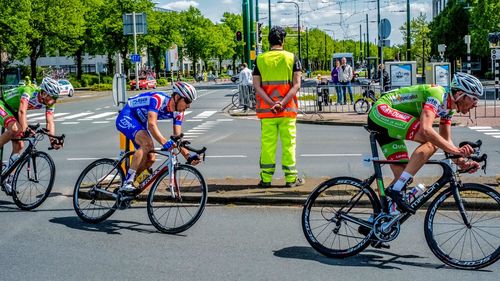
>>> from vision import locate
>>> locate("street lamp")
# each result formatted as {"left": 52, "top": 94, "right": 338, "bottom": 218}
{"left": 277, "top": 1, "right": 301, "bottom": 65}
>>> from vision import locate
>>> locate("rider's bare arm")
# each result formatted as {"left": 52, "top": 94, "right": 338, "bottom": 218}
{"left": 419, "top": 110, "right": 461, "bottom": 155}
{"left": 45, "top": 111, "right": 56, "bottom": 136}
{"left": 18, "top": 99, "right": 30, "bottom": 132}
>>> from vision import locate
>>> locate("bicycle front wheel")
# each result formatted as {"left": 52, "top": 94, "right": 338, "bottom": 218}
{"left": 354, "top": 99, "right": 370, "bottom": 114}
{"left": 12, "top": 151, "right": 55, "bottom": 210}
{"left": 302, "top": 177, "right": 381, "bottom": 258}
{"left": 73, "top": 159, "right": 123, "bottom": 223}
{"left": 147, "top": 164, "right": 207, "bottom": 234}
{"left": 231, "top": 92, "right": 240, "bottom": 108}
{"left": 424, "top": 183, "right": 500, "bottom": 269}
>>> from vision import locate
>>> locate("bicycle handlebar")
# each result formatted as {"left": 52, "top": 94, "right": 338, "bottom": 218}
{"left": 12, "top": 123, "right": 65, "bottom": 150}
{"left": 162, "top": 133, "right": 207, "bottom": 162}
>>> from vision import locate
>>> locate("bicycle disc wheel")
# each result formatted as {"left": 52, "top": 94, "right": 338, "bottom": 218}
{"left": 354, "top": 99, "right": 370, "bottom": 114}
{"left": 147, "top": 164, "right": 207, "bottom": 234}
{"left": 424, "top": 183, "right": 500, "bottom": 269}
{"left": 73, "top": 158, "right": 123, "bottom": 223}
{"left": 12, "top": 151, "right": 55, "bottom": 210}
{"left": 302, "top": 177, "right": 381, "bottom": 258}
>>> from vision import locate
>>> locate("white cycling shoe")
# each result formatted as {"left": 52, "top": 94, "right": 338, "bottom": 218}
{"left": 119, "top": 181, "right": 136, "bottom": 192}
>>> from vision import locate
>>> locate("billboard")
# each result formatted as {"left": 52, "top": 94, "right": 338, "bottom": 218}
{"left": 390, "top": 63, "right": 412, "bottom": 87}
{"left": 434, "top": 64, "right": 450, "bottom": 89}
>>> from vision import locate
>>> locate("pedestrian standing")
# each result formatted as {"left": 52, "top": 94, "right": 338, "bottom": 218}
{"left": 338, "top": 57, "right": 354, "bottom": 104}
{"left": 330, "top": 60, "right": 342, "bottom": 104}
{"left": 253, "top": 26, "right": 304, "bottom": 188}
{"left": 238, "top": 63, "right": 253, "bottom": 111}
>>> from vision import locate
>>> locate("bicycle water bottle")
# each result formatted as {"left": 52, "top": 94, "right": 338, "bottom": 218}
{"left": 405, "top": 183, "right": 426, "bottom": 204}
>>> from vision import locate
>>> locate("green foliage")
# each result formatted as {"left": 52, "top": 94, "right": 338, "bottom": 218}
{"left": 90, "top": 83, "right": 112, "bottom": 91}
{"left": 80, "top": 74, "right": 100, "bottom": 87}
{"left": 68, "top": 78, "right": 82, "bottom": 88}
{"left": 470, "top": 0, "right": 500, "bottom": 57}
{"left": 0, "top": 0, "right": 30, "bottom": 70}
{"left": 156, "top": 78, "right": 168, "bottom": 86}
{"left": 399, "top": 14, "right": 431, "bottom": 67}
{"left": 312, "top": 70, "right": 331, "bottom": 76}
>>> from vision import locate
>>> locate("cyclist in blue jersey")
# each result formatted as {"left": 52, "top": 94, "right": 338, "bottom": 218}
{"left": 116, "top": 82, "right": 200, "bottom": 192}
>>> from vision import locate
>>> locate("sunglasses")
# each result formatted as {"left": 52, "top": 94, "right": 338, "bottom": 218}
{"left": 182, "top": 97, "right": 192, "bottom": 105}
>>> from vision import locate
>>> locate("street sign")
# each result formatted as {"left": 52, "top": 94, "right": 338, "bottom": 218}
{"left": 130, "top": 54, "right": 141, "bottom": 63}
{"left": 379, "top": 19, "right": 391, "bottom": 39}
{"left": 123, "top": 13, "right": 147, "bottom": 35}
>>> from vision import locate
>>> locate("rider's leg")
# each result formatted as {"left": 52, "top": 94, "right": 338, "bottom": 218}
{"left": 129, "top": 130, "right": 154, "bottom": 178}
{"left": 0, "top": 118, "right": 21, "bottom": 149}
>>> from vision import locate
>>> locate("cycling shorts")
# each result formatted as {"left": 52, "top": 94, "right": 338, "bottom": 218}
{"left": 367, "top": 104, "right": 421, "bottom": 161}
{"left": 115, "top": 106, "right": 148, "bottom": 149}
{"left": 0, "top": 100, "right": 17, "bottom": 128}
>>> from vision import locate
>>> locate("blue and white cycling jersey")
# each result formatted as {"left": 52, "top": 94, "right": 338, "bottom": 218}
{"left": 125, "top": 91, "right": 184, "bottom": 125}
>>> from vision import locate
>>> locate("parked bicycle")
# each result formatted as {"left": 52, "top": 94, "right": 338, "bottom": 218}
{"left": 1, "top": 124, "right": 65, "bottom": 210}
{"left": 302, "top": 126, "right": 499, "bottom": 270}
{"left": 353, "top": 83, "right": 378, "bottom": 114}
{"left": 73, "top": 134, "right": 208, "bottom": 234}
{"left": 231, "top": 87, "right": 256, "bottom": 110}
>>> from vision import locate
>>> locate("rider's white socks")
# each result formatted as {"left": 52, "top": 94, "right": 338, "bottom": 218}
{"left": 393, "top": 171, "right": 413, "bottom": 192}
{"left": 126, "top": 169, "right": 136, "bottom": 183}
{"left": 8, "top": 154, "right": 20, "bottom": 168}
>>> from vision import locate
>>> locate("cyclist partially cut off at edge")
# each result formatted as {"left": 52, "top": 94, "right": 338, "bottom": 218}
{"left": 367, "top": 72, "right": 483, "bottom": 214}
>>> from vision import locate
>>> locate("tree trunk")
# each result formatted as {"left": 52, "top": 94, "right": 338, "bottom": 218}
{"left": 107, "top": 53, "right": 114, "bottom": 75}
{"left": 75, "top": 47, "right": 84, "bottom": 80}
{"left": 30, "top": 48, "right": 38, "bottom": 81}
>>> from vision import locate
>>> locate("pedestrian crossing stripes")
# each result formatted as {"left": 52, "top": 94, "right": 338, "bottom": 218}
{"left": 469, "top": 126, "right": 500, "bottom": 139}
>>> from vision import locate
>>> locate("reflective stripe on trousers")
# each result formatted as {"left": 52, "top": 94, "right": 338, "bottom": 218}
{"left": 259, "top": 117, "right": 297, "bottom": 183}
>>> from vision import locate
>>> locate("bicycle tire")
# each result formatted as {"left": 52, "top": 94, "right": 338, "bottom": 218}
{"left": 231, "top": 92, "right": 240, "bottom": 108}
{"left": 354, "top": 99, "right": 370, "bottom": 114}
{"left": 73, "top": 158, "right": 123, "bottom": 223}
{"left": 424, "top": 183, "right": 500, "bottom": 269}
{"left": 147, "top": 164, "right": 207, "bottom": 234}
{"left": 12, "top": 151, "right": 55, "bottom": 210}
{"left": 302, "top": 177, "right": 381, "bottom": 258}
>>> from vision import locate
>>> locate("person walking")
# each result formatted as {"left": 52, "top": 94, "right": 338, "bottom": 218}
{"left": 238, "top": 63, "right": 253, "bottom": 111}
{"left": 338, "top": 57, "right": 354, "bottom": 104}
{"left": 330, "top": 60, "right": 342, "bottom": 104}
{"left": 252, "top": 26, "right": 304, "bottom": 188}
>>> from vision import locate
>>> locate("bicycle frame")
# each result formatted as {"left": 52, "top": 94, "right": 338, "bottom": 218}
{"left": 1, "top": 135, "right": 41, "bottom": 184}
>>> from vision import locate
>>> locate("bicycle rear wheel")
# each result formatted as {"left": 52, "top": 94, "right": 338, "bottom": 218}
{"left": 73, "top": 158, "right": 123, "bottom": 223}
{"left": 302, "top": 177, "right": 381, "bottom": 258}
{"left": 147, "top": 164, "right": 207, "bottom": 234}
{"left": 231, "top": 92, "right": 240, "bottom": 108}
{"left": 354, "top": 99, "right": 370, "bottom": 114}
{"left": 424, "top": 183, "right": 500, "bottom": 269}
{"left": 12, "top": 151, "right": 55, "bottom": 210}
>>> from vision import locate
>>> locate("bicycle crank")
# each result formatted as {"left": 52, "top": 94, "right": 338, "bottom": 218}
{"left": 373, "top": 214, "right": 401, "bottom": 242}
{"left": 116, "top": 192, "right": 134, "bottom": 210}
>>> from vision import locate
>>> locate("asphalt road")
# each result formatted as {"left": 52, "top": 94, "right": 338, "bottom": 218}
{"left": 0, "top": 201, "right": 498, "bottom": 280}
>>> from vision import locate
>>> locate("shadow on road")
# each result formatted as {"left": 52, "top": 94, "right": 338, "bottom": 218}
{"left": 273, "top": 246, "right": 449, "bottom": 270}
{"left": 49, "top": 216, "right": 167, "bottom": 235}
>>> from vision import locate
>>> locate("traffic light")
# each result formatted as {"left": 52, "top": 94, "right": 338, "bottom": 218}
{"left": 257, "top": 23, "right": 263, "bottom": 44}
{"left": 488, "top": 32, "right": 500, "bottom": 47}
{"left": 236, "top": 31, "right": 242, "bottom": 42}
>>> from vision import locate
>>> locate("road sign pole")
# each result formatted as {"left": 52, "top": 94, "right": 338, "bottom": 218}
{"left": 133, "top": 12, "right": 139, "bottom": 90}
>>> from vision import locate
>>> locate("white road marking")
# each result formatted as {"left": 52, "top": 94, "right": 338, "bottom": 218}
{"left": 27, "top": 113, "right": 45, "bottom": 118}
{"left": 92, "top": 121, "right": 110, "bottom": 124}
{"left": 494, "top": 136, "right": 500, "bottom": 138}
{"left": 469, "top": 126, "right": 492, "bottom": 130}
{"left": 56, "top": 112, "right": 94, "bottom": 120}
{"left": 186, "top": 119, "right": 203, "bottom": 122}
{"left": 193, "top": 111, "right": 217, "bottom": 119}
{"left": 87, "top": 112, "right": 117, "bottom": 119}
{"left": 476, "top": 129, "right": 499, "bottom": 132}
{"left": 216, "top": 119, "right": 233, "bottom": 122}
{"left": 484, "top": 132, "right": 500, "bottom": 135}
{"left": 183, "top": 132, "right": 204, "bottom": 135}
{"left": 62, "top": 122, "right": 80, "bottom": 125}
{"left": 31, "top": 112, "right": 70, "bottom": 120}
{"left": 67, "top": 158, "right": 104, "bottom": 161}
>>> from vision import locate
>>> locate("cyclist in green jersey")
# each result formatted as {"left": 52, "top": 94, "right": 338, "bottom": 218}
{"left": 0, "top": 77, "right": 62, "bottom": 167}
{"left": 367, "top": 72, "right": 483, "bottom": 213}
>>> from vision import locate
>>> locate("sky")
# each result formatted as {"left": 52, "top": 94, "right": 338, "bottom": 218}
{"left": 157, "top": 0, "right": 433, "bottom": 46}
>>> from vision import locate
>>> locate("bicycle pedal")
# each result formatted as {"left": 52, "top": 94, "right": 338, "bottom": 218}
{"left": 371, "top": 241, "right": 390, "bottom": 249}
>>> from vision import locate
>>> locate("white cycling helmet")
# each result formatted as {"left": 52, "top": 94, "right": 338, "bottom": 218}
{"left": 173, "top": 82, "right": 197, "bottom": 102}
{"left": 450, "top": 72, "right": 483, "bottom": 97}
{"left": 40, "top": 77, "right": 60, "bottom": 99}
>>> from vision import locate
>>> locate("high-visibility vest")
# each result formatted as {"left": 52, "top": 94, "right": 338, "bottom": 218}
{"left": 255, "top": 50, "right": 298, "bottom": 119}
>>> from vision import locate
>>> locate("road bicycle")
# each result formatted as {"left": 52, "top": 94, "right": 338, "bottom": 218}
{"left": 231, "top": 87, "right": 256, "bottom": 110}
{"left": 353, "top": 84, "right": 378, "bottom": 114}
{"left": 73, "top": 135, "right": 208, "bottom": 234}
{"left": 302, "top": 126, "right": 499, "bottom": 270}
{"left": 1, "top": 124, "right": 65, "bottom": 210}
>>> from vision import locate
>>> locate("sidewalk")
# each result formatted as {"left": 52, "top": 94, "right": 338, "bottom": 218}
{"left": 225, "top": 104, "right": 499, "bottom": 207}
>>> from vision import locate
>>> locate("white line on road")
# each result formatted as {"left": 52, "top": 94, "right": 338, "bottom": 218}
{"left": 56, "top": 112, "right": 94, "bottom": 120}
{"left": 62, "top": 122, "right": 80, "bottom": 125}
{"left": 469, "top": 126, "right": 492, "bottom": 130}
{"left": 494, "top": 136, "right": 500, "bottom": 138}
{"left": 216, "top": 119, "right": 233, "bottom": 122}
{"left": 87, "top": 112, "right": 117, "bottom": 119}
{"left": 184, "top": 132, "right": 204, "bottom": 135}
{"left": 68, "top": 158, "right": 104, "bottom": 161}
{"left": 476, "top": 129, "right": 499, "bottom": 132}
{"left": 92, "top": 121, "right": 110, "bottom": 124}
{"left": 27, "top": 113, "right": 45, "bottom": 118}
{"left": 31, "top": 112, "right": 70, "bottom": 120}
{"left": 484, "top": 132, "right": 500, "bottom": 135}
{"left": 186, "top": 119, "right": 203, "bottom": 122}
{"left": 193, "top": 111, "right": 217, "bottom": 119}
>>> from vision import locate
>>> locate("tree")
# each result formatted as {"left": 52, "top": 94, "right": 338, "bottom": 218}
{"left": 429, "top": 0, "right": 469, "bottom": 72}
{"left": 0, "top": 0, "right": 30, "bottom": 83}
{"left": 470, "top": 0, "right": 500, "bottom": 58}
{"left": 205, "top": 24, "right": 235, "bottom": 73}
{"left": 220, "top": 12, "right": 243, "bottom": 71}
{"left": 26, "top": 0, "right": 86, "bottom": 79}
{"left": 399, "top": 14, "right": 431, "bottom": 70}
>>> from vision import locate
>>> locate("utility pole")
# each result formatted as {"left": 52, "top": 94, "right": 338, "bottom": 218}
{"left": 406, "top": 0, "right": 411, "bottom": 61}
{"left": 359, "top": 24, "right": 362, "bottom": 65}
{"left": 242, "top": 0, "right": 250, "bottom": 66}
{"left": 306, "top": 27, "right": 309, "bottom": 76}
{"left": 422, "top": 39, "right": 426, "bottom": 80}
{"left": 249, "top": 0, "right": 255, "bottom": 66}
{"left": 377, "top": 0, "right": 381, "bottom": 62}
{"left": 268, "top": 0, "right": 271, "bottom": 29}
{"left": 256, "top": 0, "right": 260, "bottom": 55}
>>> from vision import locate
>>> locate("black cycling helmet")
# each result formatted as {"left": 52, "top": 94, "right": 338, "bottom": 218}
{"left": 268, "top": 26, "right": 286, "bottom": 46}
